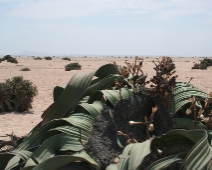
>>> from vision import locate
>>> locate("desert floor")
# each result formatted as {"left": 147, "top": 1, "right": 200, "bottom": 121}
{"left": 0, "top": 56, "right": 212, "bottom": 139}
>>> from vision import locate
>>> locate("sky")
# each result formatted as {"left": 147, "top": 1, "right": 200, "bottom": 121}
{"left": 0, "top": 0, "right": 212, "bottom": 56}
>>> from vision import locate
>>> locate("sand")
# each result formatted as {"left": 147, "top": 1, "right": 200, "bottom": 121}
{"left": 0, "top": 56, "right": 212, "bottom": 138}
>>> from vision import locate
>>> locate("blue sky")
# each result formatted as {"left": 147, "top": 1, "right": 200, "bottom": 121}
{"left": 0, "top": 0, "right": 211, "bottom": 56}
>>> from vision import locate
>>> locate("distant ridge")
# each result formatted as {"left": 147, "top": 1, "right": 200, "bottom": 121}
{"left": 1, "top": 51, "right": 209, "bottom": 58}
{"left": 18, "top": 51, "right": 49, "bottom": 56}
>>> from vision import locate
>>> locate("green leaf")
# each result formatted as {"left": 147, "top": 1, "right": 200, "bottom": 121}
{"left": 146, "top": 153, "right": 186, "bottom": 170}
{"left": 173, "top": 118, "right": 206, "bottom": 130}
{"left": 78, "top": 96, "right": 90, "bottom": 104}
{"left": 41, "top": 64, "right": 120, "bottom": 126}
{"left": 75, "top": 101, "right": 105, "bottom": 118}
{"left": 24, "top": 134, "right": 85, "bottom": 168}
{"left": 106, "top": 164, "right": 118, "bottom": 170}
{"left": 118, "top": 140, "right": 152, "bottom": 170}
{"left": 207, "top": 130, "right": 212, "bottom": 145}
{"left": 117, "top": 130, "right": 212, "bottom": 170}
{"left": 53, "top": 86, "right": 64, "bottom": 102}
{"left": 170, "top": 82, "right": 209, "bottom": 116}
{"left": 152, "top": 129, "right": 212, "bottom": 169}
{"left": 94, "top": 63, "right": 119, "bottom": 78}
{"left": 42, "top": 125, "right": 89, "bottom": 143}
{"left": 0, "top": 150, "right": 32, "bottom": 170}
{"left": 17, "top": 113, "right": 93, "bottom": 151}
{"left": 88, "top": 87, "right": 133, "bottom": 106}
{"left": 31, "top": 150, "right": 100, "bottom": 170}
{"left": 181, "top": 130, "right": 212, "bottom": 169}
{"left": 101, "top": 88, "right": 133, "bottom": 107}
{"left": 5, "top": 156, "right": 20, "bottom": 170}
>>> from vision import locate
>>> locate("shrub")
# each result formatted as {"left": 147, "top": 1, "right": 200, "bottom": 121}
{"left": 34, "top": 57, "right": 42, "bottom": 60}
{"left": 199, "top": 64, "right": 207, "bottom": 70}
{"left": 192, "top": 63, "right": 200, "bottom": 69}
{"left": 0, "top": 76, "right": 38, "bottom": 112}
{"left": 7, "top": 57, "right": 18, "bottom": 64}
{"left": 3, "top": 55, "right": 12, "bottom": 60}
{"left": 44, "top": 56, "right": 52, "bottom": 60}
{"left": 203, "top": 58, "right": 212, "bottom": 65}
{"left": 3, "top": 55, "right": 18, "bottom": 64}
{"left": 65, "top": 63, "right": 81, "bottom": 71}
{"left": 192, "top": 58, "right": 212, "bottom": 70}
{"left": 20, "top": 67, "right": 31, "bottom": 71}
{"left": 62, "top": 57, "right": 71, "bottom": 61}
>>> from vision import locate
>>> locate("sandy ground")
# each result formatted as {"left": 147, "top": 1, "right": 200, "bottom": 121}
{"left": 0, "top": 56, "right": 212, "bottom": 138}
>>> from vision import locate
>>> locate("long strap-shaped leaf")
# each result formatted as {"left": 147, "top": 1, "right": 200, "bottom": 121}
{"left": 5, "top": 156, "right": 20, "bottom": 170}
{"left": 0, "top": 150, "right": 32, "bottom": 170}
{"left": 207, "top": 130, "right": 212, "bottom": 145}
{"left": 101, "top": 88, "right": 133, "bottom": 107}
{"left": 153, "top": 129, "right": 206, "bottom": 146}
{"left": 152, "top": 129, "right": 212, "bottom": 169}
{"left": 29, "top": 150, "right": 100, "bottom": 170}
{"left": 106, "top": 164, "right": 118, "bottom": 170}
{"left": 181, "top": 130, "right": 212, "bottom": 169}
{"left": 171, "top": 82, "right": 209, "bottom": 116}
{"left": 115, "top": 130, "right": 212, "bottom": 170}
{"left": 87, "top": 88, "right": 133, "bottom": 105}
{"left": 17, "top": 113, "right": 93, "bottom": 151}
{"left": 146, "top": 153, "right": 187, "bottom": 170}
{"left": 53, "top": 86, "right": 64, "bottom": 102}
{"left": 75, "top": 101, "right": 105, "bottom": 118}
{"left": 23, "top": 134, "right": 85, "bottom": 168}
{"left": 173, "top": 118, "right": 206, "bottom": 130}
{"left": 42, "top": 125, "right": 89, "bottom": 143}
{"left": 41, "top": 64, "right": 120, "bottom": 126}
{"left": 118, "top": 140, "right": 152, "bottom": 170}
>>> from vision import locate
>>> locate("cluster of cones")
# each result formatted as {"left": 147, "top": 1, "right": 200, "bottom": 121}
{"left": 149, "top": 57, "right": 177, "bottom": 97}
{"left": 187, "top": 94, "right": 212, "bottom": 129}
{"left": 114, "top": 56, "right": 178, "bottom": 108}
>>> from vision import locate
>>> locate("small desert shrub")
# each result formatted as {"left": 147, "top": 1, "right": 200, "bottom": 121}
{"left": 65, "top": 63, "right": 81, "bottom": 71}
{"left": 3, "top": 55, "right": 12, "bottom": 60}
{"left": 199, "top": 64, "right": 207, "bottom": 69}
{"left": 7, "top": 57, "right": 18, "bottom": 64}
{"left": 192, "top": 63, "right": 207, "bottom": 70}
{"left": 192, "top": 58, "right": 212, "bottom": 70}
{"left": 34, "top": 57, "right": 42, "bottom": 60}
{"left": 3, "top": 55, "right": 18, "bottom": 64}
{"left": 20, "top": 67, "right": 31, "bottom": 71}
{"left": 0, "top": 76, "right": 38, "bottom": 112}
{"left": 62, "top": 57, "right": 71, "bottom": 61}
{"left": 192, "top": 63, "right": 200, "bottom": 69}
{"left": 202, "top": 58, "right": 212, "bottom": 66}
{"left": 44, "top": 56, "right": 52, "bottom": 60}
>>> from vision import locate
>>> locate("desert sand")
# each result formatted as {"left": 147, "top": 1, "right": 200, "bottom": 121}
{"left": 0, "top": 56, "right": 212, "bottom": 138}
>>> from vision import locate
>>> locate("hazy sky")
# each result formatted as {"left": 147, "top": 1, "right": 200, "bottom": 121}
{"left": 0, "top": 0, "right": 211, "bottom": 56}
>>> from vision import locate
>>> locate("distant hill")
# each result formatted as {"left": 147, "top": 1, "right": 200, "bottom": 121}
{"left": 18, "top": 51, "right": 49, "bottom": 56}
